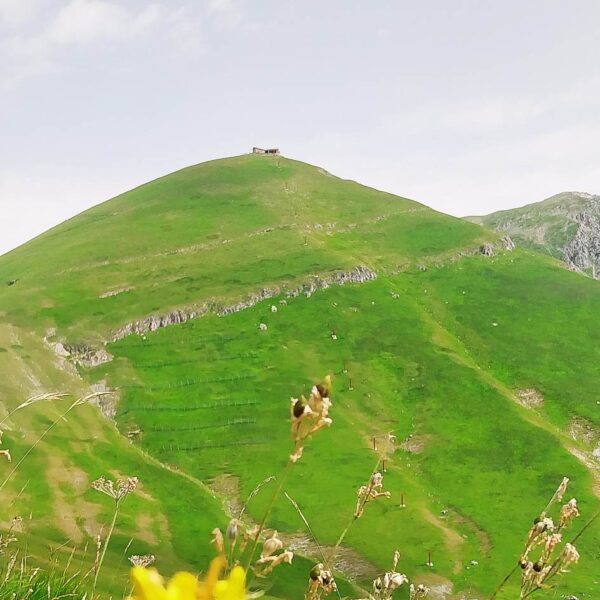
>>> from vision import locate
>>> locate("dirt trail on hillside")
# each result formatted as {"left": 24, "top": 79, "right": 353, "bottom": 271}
{"left": 421, "top": 508, "right": 464, "bottom": 574}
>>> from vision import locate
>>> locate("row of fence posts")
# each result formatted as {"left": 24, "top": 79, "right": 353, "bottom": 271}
{"left": 370, "top": 435, "right": 435, "bottom": 567}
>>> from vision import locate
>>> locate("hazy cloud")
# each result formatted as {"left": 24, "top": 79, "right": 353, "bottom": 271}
{"left": 0, "top": 1, "right": 236, "bottom": 88}
{"left": 0, "top": 0, "right": 36, "bottom": 27}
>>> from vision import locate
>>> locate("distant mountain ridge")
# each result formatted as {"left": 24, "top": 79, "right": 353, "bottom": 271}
{"left": 467, "top": 191, "right": 600, "bottom": 277}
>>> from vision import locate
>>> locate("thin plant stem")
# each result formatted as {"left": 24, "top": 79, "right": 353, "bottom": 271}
{"left": 92, "top": 503, "right": 120, "bottom": 598}
{"left": 0, "top": 392, "right": 105, "bottom": 492}
{"left": 325, "top": 453, "right": 384, "bottom": 570}
{"left": 568, "top": 508, "right": 600, "bottom": 545}
{"left": 0, "top": 398, "right": 82, "bottom": 492}
{"left": 283, "top": 491, "right": 327, "bottom": 564}
{"left": 0, "top": 392, "right": 70, "bottom": 429}
{"left": 227, "top": 476, "right": 277, "bottom": 572}
{"left": 244, "top": 459, "right": 294, "bottom": 574}
{"left": 489, "top": 563, "right": 518, "bottom": 600}
{"left": 521, "top": 507, "right": 600, "bottom": 600}
{"left": 239, "top": 476, "right": 276, "bottom": 519}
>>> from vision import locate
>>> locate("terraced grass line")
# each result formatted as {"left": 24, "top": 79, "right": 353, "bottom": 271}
{"left": 119, "top": 332, "right": 244, "bottom": 348}
{"left": 150, "top": 417, "right": 256, "bottom": 432}
{"left": 134, "top": 352, "right": 258, "bottom": 368}
{"left": 119, "top": 399, "right": 259, "bottom": 415}
{"left": 119, "top": 373, "right": 255, "bottom": 390}
{"left": 161, "top": 439, "right": 268, "bottom": 453}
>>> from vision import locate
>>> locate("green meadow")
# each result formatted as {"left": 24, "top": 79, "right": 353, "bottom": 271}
{"left": 0, "top": 154, "right": 599, "bottom": 598}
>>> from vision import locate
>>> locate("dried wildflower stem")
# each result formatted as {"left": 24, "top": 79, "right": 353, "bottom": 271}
{"left": 0, "top": 392, "right": 69, "bottom": 429}
{"left": 283, "top": 491, "right": 327, "bottom": 564}
{"left": 489, "top": 564, "right": 519, "bottom": 600}
{"left": 285, "top": 491, "right": 343, "bottom": 600}
{"left": 520, "top": 507, "right": 600, "bottom": 600}
{"left": 92, "top": 505, "right": 120, "bottom": 597}
{"left": 239, "top": 476, "right": 277, "bottom": 520}
{"left": 568, "top": 507, "right": 600, "bottom": 545}
{"left": 226, "top": 477, "right": 276, "bottom": 569}
{"left": 244, "top": 458, "right": 294, "bottom": 574}
{"left": 0, "top": 394, "right": 92, "bottom": 492}
{"left": 325, "top": 453, "right": 384, "bottom": 570}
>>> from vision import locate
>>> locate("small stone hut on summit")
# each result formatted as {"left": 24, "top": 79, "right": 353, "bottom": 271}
{"left": 252, "top": 147, "right": 280, "bottom": 155}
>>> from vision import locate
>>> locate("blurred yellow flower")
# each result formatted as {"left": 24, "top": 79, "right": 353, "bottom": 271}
{"left": 129, "top": 567, "right": 197, "bottom": 600}
{"left": 214, "top": 566, "right": 246, "bottom": 600}
{"left": 128, "top": 557, "right": 245, "bottom": 600}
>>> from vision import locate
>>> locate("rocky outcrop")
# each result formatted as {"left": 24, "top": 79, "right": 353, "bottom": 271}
{"left": 501, "top": 235, "right": 515, "bottom": 251}
{"left": 480, "top": 243, "right": 495, "bottom": 257}
{"left": 112, "top": 306, "right": 212, "bottom": 339}
{"left": 90, "top": 380, "right": 119, "bottom": 419}
{"left": 111, "top": 266, "right": 377, "bottom": 341}
{"left": 56, "top": 342, "right": 113, "bottom": 367}
{"left": 563, "top": 212, "right": 600, "bottom": 278}
{"left": 285, "top": 265, "right": 377, "bottom": 298}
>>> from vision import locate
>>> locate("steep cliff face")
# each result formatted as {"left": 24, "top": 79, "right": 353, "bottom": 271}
{"left": 563, "top": 211, "right": 600, "bottom": 277}
{"left": 467, "top": 192, "right": 600, "bottom": 278}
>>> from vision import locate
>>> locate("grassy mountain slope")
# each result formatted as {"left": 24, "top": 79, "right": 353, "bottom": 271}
{"left": 1, "top": 155, "right": 599, "bottom": 599}
{"left": 467, "top": 192, "right": 600, "bottom": 276}
{"left": 0, "top": 155, "right": 486, "bottom": 339}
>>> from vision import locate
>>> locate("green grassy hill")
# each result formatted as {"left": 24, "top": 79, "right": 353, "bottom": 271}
{"left": 1, "top": 154, "right": 599, "bottom": 599}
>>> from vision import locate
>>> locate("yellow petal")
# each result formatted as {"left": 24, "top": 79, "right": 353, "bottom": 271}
{"left": 214, "top": 566, "right": 246, "bottom": 600}
{"left": 197, "top": 556, "right": 226, "bottom": 600}
{"left": 130, "top": 567, "right": 168, "bottom": 600}
{"left": 167, "top": 572, "right": 198, "bottom": 600}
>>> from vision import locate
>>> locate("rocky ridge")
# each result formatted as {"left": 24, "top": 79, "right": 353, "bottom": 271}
{"left": 564, "top": 210, "right": 600, "bottom": 277}
{"left": 468, "top": 192, "right": 600, "bottom": 279}
{"left": 111, "top": 265, "right": 377, "bottom": 340}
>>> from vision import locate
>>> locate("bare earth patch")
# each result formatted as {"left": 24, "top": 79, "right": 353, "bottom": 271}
{"left": 135, "top": 512, "right": 170, "bottom": 545}
{"left": 46, "top": 455, "right": 102, "bottom": 543}
{"left": 568, "top": 447, "right": 600, "bottom": 498}
{"left": 208, "top": 473, "right": 244, "bottom": 516}
{"left": 517, "top": 388, "right": 544, "bottom": 409}
{"left": 421, "top": 508, "right": 464, "bottom": 575}
{"left": 400, "top": 434, "right": 432, "bottom": 454}
{"left": 99, "top": 286, "right": 133, "bottom": 298}
{"left": 413, "top": 573, "right": 454, "bottom": 600}
{"left": 568, "top": 417, "right": 599, "bottom": 445}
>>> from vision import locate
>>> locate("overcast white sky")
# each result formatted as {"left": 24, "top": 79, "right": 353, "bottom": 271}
{"left": 2, "top": 0, "right": 600, "bottom": 256}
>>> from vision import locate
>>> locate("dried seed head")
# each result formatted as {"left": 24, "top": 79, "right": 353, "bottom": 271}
{"left": 260, "top": 530, "right": 283, "bottom": 559}
{"left": 210, "top": 528, "right": 224, "bottom": 554}
{"left": 544, "top": 532, "right": 562, "bottom": 555}
{"left": 290, "top": 376, "right": 334, "bottom": 463}
{"left": 226, "top": 518, "right": 239, "bottom": 541}
{"left": 558, "top": 543, "right": 580, "bottom": 572}
{"left": 409, "top": 583, "right": 430, "bottom": 599}
{"left": 555, "top": 477, "right": 569, "bottom": 502}
{"left": 91, "top": 475, "right": 138, "bottom": 502}
{"left": 128, "top": 554, "right": 155, "bottom": 567}
{"left": 559, "top": 498, "right": 580, "bottom": 528}
{"left": 309, "top": 563, "right": 323, "bottom": 581}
